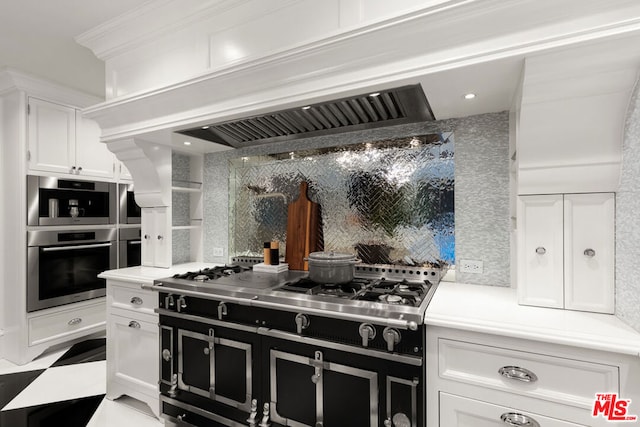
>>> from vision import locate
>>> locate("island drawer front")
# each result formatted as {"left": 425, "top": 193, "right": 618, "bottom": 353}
{"left": 438, "top": 338, "right": 619, "bottom": 409}
{"left": 29, "top": 300, "right": 106, "bottom": 346}
{"left": 440, "top": 392, "right": 585, "bottom": 427}
{"left": 110, "top": 281, "right": 156, "bottom": 313}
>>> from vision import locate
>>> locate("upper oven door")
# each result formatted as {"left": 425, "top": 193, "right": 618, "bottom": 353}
{"left": 119, "top": 183, "right": 141, "bottom": 224}
{"left": 28, "top": 175, "right": 117, "bottom": 226}
{"left": 27, "top": 228, "right": 117, "bottom": 312}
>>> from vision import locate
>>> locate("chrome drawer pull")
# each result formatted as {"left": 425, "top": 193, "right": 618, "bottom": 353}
{"left": 501, "top": 412, "right": 540, "bottom": 427}
{"left": 499, "top": 366, "right": 538, "bottom": 383}
{"left": 68, "top": 317, "right": 82, "bottom": 326}
{"left": 535, "top": 247, "right": 546, "bottom": 255}
{"left": 128, "top": 320, "right": 141, "bottom": 329}
{"left": 584, "top": 248, "right": 596, "bottom": 257}
{"left": 130, "top": 296, "right": 143, "bottom": 305}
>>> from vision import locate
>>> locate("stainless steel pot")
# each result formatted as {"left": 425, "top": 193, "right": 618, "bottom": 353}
{"left": 306, "top": 251, "right": 360, "bottom": 284}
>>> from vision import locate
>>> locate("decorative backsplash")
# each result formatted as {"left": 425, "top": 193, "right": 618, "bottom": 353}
{"left": 229, "top": 134, "right": 454, "bottom": 266}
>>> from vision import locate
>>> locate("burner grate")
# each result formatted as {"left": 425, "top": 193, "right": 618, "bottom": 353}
{"left": 173, "top": 265, "right": 245, "bottom": 281}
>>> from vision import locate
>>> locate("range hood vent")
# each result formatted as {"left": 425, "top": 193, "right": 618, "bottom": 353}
{"left": 179, "top": 84, "right": 434, "bottom": 148}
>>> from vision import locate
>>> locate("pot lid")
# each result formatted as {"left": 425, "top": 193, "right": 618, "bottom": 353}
{"left": 308, "top": 251, "right": 357, "bottom": 263}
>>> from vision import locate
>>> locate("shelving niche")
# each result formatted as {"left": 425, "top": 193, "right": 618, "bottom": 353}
{"left": 171, "top": 152, "right": 203, "bottom": 264}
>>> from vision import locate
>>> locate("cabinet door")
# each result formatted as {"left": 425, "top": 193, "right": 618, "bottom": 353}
{"left": 75, "top": 112, "right": 115, "bottom": 179}
{"left": 27, "top": 97, "right": 75, "bottom": 174}
{"left": 141, "top": 207, "right": 171, "bottom": 268}
{"left": 564, "top": 193, "right": 615, "bottom": 314}
{"left": 517, "top": 195, "right": 564, "bottom": 308}
{"left": 107, "top": 313, "right": 158, "bottom": 396}
{"left": 440, "top": 393, "right": 583, "bottom": 427}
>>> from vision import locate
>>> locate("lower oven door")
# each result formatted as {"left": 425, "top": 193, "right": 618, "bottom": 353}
{"left": 27, "top": 228, "right": 116, "bottom": 312}
{"left": 264, "top": 334, "right": 423, "bottom": 427}
{"left": 159, "top": 315, "right": 258, "bottom": 424}
{"left": 118, "top": 227, "right": 141, "bottom": 268}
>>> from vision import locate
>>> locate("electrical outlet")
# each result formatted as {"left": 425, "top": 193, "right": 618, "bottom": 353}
{"left": 212, "top": 247, "right": 224, "bottom": 257}
{"left": 459, "top": 259, "right": 483, "bottom": 274}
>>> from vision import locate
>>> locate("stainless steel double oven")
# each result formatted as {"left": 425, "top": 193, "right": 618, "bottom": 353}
{"left": 27, "top": 175, "right": 119, "bottom": 312}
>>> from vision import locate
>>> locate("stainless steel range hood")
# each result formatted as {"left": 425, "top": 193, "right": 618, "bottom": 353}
{"left": 178, "top": 84, "right": 434, "bottom": 148}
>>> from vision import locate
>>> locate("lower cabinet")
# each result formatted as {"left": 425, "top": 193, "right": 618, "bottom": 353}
{"left": 440, "top": 393, "right": 583, "bottom": 426}
{"left": 427, "top": 326, "right": 640, "bottom": 427}
{"left": 106, "top": 279, "right": 160, "bottom": 417}
{"left": 28, "top": 299, "right": 106, "bottom": 346}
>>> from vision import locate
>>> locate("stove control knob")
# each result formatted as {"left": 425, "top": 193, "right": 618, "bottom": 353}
{"left": 383, "top": 327, "right": 401, "bottom": 352}
{"left": 358, "top": 323, "right": 376, "bottom": 347}
{"left": 164, "top": 294, "right": 175, "bottom": 309}
{"left": 218, "top": 302, "right": 228, "bottom": 320}
{"left": 294, "top": 313, "right": 310, "bottom": 334}
{"left": 177, "top": 296, "right": 187, "bottom": 313}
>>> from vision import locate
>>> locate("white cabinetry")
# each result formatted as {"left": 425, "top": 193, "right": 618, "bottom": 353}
{"left": 27, "top": 298, "right": 106, "bottom": 347}
{"left": 141, "top": 207, "right": 171, "bottom": 268}
{"left": 105, "top": 279, "right": 159, "bottom": 417}
{"left": 517, "top": 193, "right": 615, "bottom": 313}
{"left": 27, "top": 97, "right": 115, "bottom": 179}
{"left": 440, "top": 393, "right": 583, "bottom": 427}
{"left": 426, "top": 326, "right": 639, "bottom": 427}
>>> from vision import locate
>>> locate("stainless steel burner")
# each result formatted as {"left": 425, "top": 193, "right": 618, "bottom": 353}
{"left": 193, "top": 274, "right": 210, "bottom": 282}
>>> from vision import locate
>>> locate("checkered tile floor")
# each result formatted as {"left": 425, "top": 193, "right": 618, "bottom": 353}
{"left": 0, "top": 339, "right": 162, "bottom": 427}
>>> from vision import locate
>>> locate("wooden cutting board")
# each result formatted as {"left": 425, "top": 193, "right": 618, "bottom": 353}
{"left": 285, "top": 181, "right": 321, "bottom": 271}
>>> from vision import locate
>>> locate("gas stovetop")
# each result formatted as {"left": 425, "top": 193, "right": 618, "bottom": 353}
{"left": 153, "top": 266, "right": 440, "bottom": 329}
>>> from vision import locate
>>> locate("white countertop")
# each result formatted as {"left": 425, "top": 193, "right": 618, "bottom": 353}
{"left": 98, "top": 262, "right": 222, "bottom": 284}
{"left": 425, "top": 282, "right": 640, "bottom": 357}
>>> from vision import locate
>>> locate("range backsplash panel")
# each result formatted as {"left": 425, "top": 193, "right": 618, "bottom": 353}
{"left": 229, "top": 134, "right": 454, "bottom": 265}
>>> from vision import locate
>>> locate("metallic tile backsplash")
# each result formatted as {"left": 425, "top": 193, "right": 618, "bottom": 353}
{"left": 229, "top": 135, "right": 454, "bottom": 265}
{"left": 617, "top": 78, "right": 640, "bottom": 332}
{"left": 204, "top": 112, "right": 511, "bottom": 286}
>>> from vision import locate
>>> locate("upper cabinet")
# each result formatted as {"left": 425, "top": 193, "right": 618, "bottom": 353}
{"left": 517, "top": 193, "right": 615, "bottom": 314}
{"left": 27, "top": 97, "right": 115, "bottom": 179}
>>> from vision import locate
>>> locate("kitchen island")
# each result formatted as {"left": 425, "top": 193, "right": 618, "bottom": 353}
{"left": 100, "top": 264, "right": 640, "bottom": 426}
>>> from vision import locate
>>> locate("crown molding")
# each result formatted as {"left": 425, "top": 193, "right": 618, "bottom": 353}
{"left": 0, "top": 68, "right": 102, "bottom": 107}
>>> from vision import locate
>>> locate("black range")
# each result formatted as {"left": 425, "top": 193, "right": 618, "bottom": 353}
{"left": 152, "top": 264, "right": 442, "bottom": 427}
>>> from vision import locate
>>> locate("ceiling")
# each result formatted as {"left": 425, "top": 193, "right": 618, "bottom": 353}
{"left": 0, "top": 0, "right": 148, "bottom": 98}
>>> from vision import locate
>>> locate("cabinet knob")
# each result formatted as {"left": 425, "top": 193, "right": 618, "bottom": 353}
{"left": 500, "top": 412, "right": 540, "bottom": 427}
{"left": 77, "top": 166, "right": 83, "bottom": 172}
{"left": 130, "top": 296, "right": 143, "bottom": 305}
{"left": 499, "top": 366, "right": 538, "bottom": 383}
{"left": 535, "top": 247, "right": 546, "bottom": 255}
{"left": 144, "top": 234, "right": 150, "bottom": 240}
{"left": 584, "top": 248, "right": 596, "bottom": 258}
{"left": 67, "top": 317, "right": 82, "bottom": 326}
{"left": 157, "top": 235, "right": 163, "bottom": 240}
{"left": 162, "top": 349, "right": 172, "bottom": 362}
{"left": 128, "top": 320, "right": 141, "bottom": 329}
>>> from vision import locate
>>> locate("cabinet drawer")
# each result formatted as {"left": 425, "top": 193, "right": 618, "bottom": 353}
{"left": 29, "top": 301, "right": 106, "bottom": 346}
{"left": 440, "top": 392, "right": 585, "bottom": 426}
{"left": 439, "top": 339, "right": 618, "bottom": 409}
{"left": 110, "top": 283, "right": 156, "bottom": 313}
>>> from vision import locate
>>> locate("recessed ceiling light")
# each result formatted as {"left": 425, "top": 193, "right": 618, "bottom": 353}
{"left": 201, "top": 125, "right": 210, "bottom": 129}
{"left": 183, "top": 141, "right": 192, "bottom": 146}
{"left": 464, "top": 93, "right": 476, "bottom": 100}
{"left": 302, "top": 106, "right": 311, "bottom": 110}
{"left": 369, "top": 92, "right": 381, "bottom": 97}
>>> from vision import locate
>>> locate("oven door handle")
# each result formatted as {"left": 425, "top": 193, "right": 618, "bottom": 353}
{"left": 128, "top": 240, "right": 142, "bottom": 245}
{"left": 41, "top": 242, "right": 113, "bottom": 252}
